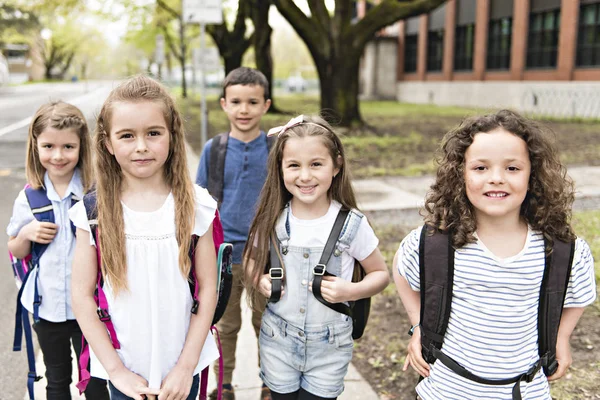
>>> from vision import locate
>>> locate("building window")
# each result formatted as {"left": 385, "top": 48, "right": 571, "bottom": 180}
{"left": 526, "top": 9, "right": 560, "bottom": 69}
{"left": 404, "top": 34, "right": 418, "bottom": 73}
{"left": 454, "top": 24, "right": 474, "bottom": 71}
{"left": 487, "top": 17, "right": 512, "bottom": 70}
{"left": 427, "top": 30, "right": 444, "bottom": 72}
{"left": 577, "top": 3, "right": 600, "bottom": 67}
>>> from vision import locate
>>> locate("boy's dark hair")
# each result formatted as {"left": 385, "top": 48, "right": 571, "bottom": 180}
{"left": 222, "top": 67, "right": 270, "bottom": 100}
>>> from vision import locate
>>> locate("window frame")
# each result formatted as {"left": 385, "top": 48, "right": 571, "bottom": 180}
{"left": 427, "top": 29, "right": 444, "bottom": 72}
{"left": 526, "top": 8, "right": 561, "bottom": 69}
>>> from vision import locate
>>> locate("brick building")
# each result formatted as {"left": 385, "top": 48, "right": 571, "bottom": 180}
{"left": 360, "top": 0, "right": 600, "bottom": 118}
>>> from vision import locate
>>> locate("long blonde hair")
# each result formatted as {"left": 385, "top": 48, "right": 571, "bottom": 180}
{"left": 94, "top": 75, "right": 195, "bottom": 294}
{"left": 243, "top": 115, "right": 357, "bottom": 310}
{"left": 25, "top": 101, "right": 92, "bottom": 191}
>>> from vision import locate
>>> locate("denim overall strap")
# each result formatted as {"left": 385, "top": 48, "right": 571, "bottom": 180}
{"left": 274, "top": 203, "right": 290, "bottom": 253}
{"left": 335, "top": 209, "right": 364, "bottom": 256}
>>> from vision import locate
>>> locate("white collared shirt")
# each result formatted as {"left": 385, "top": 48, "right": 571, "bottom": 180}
{"left": 7, "top": 169, "right": 84, "bottom": 322}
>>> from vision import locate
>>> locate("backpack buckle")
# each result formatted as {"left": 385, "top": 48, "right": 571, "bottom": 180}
{"left": 313, "top": 264, "right": 326, "bottom": 276}
{"left": 97, "top": 308, "right": 111, "bottom": 322}
{"left": 33, "top": 296, "right": 42, "bottom": 306}
{"left": 28, "top": 372, "right": 43, "bottom": 382}
{"left": 269, "top": 268, "right": 283, "bottom": 280}
{"left": 191, "top": 299, "right": 199, "bottom": 314}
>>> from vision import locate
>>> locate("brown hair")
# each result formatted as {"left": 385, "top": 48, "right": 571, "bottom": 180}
{"left": 25, "top": 101, "right": 92, "bottom": 191}
{"left": 424, "top": 109, "right": 576, "bottom": 248}
{"left": 94, "top": 74, "right": 195, "bottom": 294}
{"left": 243, "top": 115, "right": 357, "bottom": 309}
{"left": 222, "top": 67, "right": 270, "bottom": 100}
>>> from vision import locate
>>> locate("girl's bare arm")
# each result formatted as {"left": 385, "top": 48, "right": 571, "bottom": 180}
{"left": 160, "top": 224, "right": 217, "bottom": 397}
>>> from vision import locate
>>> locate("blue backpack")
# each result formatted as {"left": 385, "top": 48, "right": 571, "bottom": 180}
{"left": 9, "top": 185, "right": 79, "bottom": 400}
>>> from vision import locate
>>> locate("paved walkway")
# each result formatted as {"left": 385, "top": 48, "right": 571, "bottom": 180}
{"left": 27, "top": 145, "right": 600, "bottom": 399}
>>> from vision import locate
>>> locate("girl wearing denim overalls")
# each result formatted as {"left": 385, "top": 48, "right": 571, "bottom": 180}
{"left": 244, "top": 115, "right": 390, "bottom": 400}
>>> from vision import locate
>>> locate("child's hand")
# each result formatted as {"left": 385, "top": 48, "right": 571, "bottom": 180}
{"left": 109, "top": 366, "right": 159, "bottom": 400}
{"left": 22, "top": 220, "right": 59, "bottom": 244}
{"left": 403, "top": 326, "right": 430, "bottom": 378}
{"left": 309, "top": 276, "right": 353, "bottom": 303}
{"left": 258, "top": 273, "right": 285, "bottom": 298}
{"left": 159, "top": 364, "right": 193, "bottom": 400}
{"left": 547, "top": 337, "right": 572, "bottom": 381}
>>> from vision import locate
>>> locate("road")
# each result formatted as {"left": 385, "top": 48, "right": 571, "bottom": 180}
{"left": 0, "top": 81, "right": 112, "bottom": 399}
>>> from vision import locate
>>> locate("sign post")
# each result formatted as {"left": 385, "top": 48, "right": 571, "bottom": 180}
{"left": 183, "top": 0, "right": 223, "bottom": 148}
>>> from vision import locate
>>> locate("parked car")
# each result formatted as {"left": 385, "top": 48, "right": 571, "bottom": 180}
{"left": 0, "top": 54, "right": 9, "bottom": 86}
{"left": 286, "top": 74, "right": 306, "bottom": 92}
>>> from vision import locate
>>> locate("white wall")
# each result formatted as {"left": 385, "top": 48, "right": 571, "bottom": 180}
{"left": 397, "top": 81, "right": 600, "bottom": 118}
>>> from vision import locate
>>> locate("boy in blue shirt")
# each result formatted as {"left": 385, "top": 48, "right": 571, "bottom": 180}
{"left": 196, "top": 67, "right": 272, "bottom": 400}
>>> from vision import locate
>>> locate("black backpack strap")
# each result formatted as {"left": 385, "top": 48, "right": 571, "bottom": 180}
{"left": 207, "top": 133, "right": 228, "bottom": 205}
{"left": 419, "top": 225, "right": 454, "bottom": 364}
{"left": 311, "top": 209, "right": 353, "bottom": 317}
{"left": 267, "top": 235, "right": 284, "bottom": 303}
{"left": 538, "top": 237, "right": 575, "bottom": 376}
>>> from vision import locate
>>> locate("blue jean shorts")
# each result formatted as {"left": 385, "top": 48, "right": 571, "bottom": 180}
{"left": 259, "top": 309, "right": 354, "bottom": 398}
{"left": 108, "top": 373, "right": 199, "bottom": 400}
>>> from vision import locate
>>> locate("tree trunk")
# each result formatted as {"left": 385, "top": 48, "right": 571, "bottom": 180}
{"left": 179, "top": 19, "right": 187, "bottom": 98}
{"left": 250, "top": 0, "right": 282, "bottom": 113}
{"left": 316, "top": 53, "right": 362, "bottom": 126}
{"left": 223, "top": 51, "right": 244, "bottom": 75}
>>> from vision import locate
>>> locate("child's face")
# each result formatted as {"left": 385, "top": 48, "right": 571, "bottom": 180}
{"left": 464, "top": 128, "right": 531, "bottom": 224}
{"left": 106, "top": 101, "right": 171, "bottom": 182}
{"left": 282, "top": 136, "right": 339, "bottom": 216}
{"left": 220, "top": 84, "right": 271, "bottom": 136}
{"left": 37, "top": 127, "right": 80, "bottom": 182}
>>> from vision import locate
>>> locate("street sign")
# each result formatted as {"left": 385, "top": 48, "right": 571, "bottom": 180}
{"left": 193, "top": 47, "right": 221, "bottom": 71}
{"left": 155, "top": 34, "right": 165, "bottom": 65}
{"left": 183, "top": 0, "right": 223, "bottom": 24}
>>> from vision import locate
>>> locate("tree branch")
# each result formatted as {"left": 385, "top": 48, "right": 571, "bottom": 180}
{"left": 156, "top": 0, "right": 180, "bottom": 20}
{"left": 272, "top": 0, "right": 329, "bottom": 58}
{"left": 307, "top": 0, "right": 330, "bottom": 32}
{"left": 160, "top": 23, "right": 180, "bottom": 60}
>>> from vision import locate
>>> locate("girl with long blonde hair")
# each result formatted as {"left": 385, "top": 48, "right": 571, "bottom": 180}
{"left": 70, "top": 75, "right": 219, "bottom": 400}
{"left": 7, "top": 101, "right": 108, "bottom": 398}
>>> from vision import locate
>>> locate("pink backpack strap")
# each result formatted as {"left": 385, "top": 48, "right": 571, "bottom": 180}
{"left": 77, "top": 226, "right": 120, "bottom": 394}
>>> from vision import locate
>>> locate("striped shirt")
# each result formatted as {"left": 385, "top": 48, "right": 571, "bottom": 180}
{"left": 397, "top": 226, "right": 597, "bottom": 400}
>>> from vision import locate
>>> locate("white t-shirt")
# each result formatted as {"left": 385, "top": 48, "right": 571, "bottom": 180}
{"left": 396, "top": 226, "right": 597, "bottom": 400}
{"left": 69, "top": 185, "right": 220, "bottom": 389}
{"left": 287, "top": 200, "right": 379, "bottom": 281}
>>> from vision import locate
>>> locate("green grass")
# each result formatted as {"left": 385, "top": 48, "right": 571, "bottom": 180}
{"left": 573, "top": 210, "right": 600, "bottom": 283}
{"left": 177, "top": 93, "right": 600, "bottom": 178}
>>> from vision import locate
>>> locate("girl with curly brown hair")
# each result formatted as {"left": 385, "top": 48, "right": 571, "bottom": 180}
{"left": 393, "top": 110, "right": 596, "bottom": 400}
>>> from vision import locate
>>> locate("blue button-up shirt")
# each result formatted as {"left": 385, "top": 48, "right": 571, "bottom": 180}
{"left": 7, "top": 169, "right": 83, "bottom": 322}
{"left": 196, "top": 132, "right": 269, "bottom": 264}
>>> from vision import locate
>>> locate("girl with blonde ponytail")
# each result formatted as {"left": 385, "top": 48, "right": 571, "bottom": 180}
{"left": 70, "top": 75, "right": 219, "bottom": 400}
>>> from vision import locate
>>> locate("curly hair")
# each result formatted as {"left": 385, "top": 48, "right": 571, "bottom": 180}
{"left": 423, "top": 109, "right": 575, "bottom": 248}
